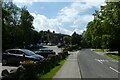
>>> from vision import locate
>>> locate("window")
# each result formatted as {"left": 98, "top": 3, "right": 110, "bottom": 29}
{"left": 7, "top": 50, "right": 16, "bottom": 54}
{"left": 16, "top": 50, "right": 24, "bottom": 55}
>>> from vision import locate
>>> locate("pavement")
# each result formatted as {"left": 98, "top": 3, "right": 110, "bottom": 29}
{"left": 77, "top": 49, "right": 119, "bottom": 78}
{"left": 53, "top": 51, "right": 81, "bottom": 78}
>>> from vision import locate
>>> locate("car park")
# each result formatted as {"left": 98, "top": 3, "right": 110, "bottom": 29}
{"left": 34, "top": 49, "right": 56, "bottom": 58}
{"left": 57, "top": 43, "right": 65, "bottom": 48}
{"left": 2, "top": 49, "right": 44, "bottom": 65}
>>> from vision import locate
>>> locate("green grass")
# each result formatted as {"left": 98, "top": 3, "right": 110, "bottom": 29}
{"left": 94, "top": 49, "right": 105, "bottom": 52}
{"left": 105, "top": 53, "right": 120, "bottom": 60}
{"left": 37, "top": 58, "right": 67, "bottom": 80}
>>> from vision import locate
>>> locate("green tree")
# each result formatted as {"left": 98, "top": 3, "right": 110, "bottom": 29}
{"left": 71, "top": 32, "right": 82, "bottom": 46}
{"left": 84, "top": 2, "right": 120, "bottom": 54}
{"left": 2, "top": 2, "right": 21, "bottom": 50}
{"left": 20, "top": 7, "right": 34, "bottom": 46}
{"left": 63, "top": 36, "right": 71, "bottom": 44}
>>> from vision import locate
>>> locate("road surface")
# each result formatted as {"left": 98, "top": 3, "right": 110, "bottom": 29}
{"left": 78, "top": 49, "right": 119, "bottom": 79}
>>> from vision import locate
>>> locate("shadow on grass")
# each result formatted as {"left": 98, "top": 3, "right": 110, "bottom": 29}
{"left": 106, "top": 53, "right": 119, "bottom": 56}
{"left": 56, "top": 63, "right": 60, "bottom": 66}
{"left": 106, "top": 53, "right": 120, "bottom": 60}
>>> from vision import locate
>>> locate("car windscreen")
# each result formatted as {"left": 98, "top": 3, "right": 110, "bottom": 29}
{"left": 22, "top": 50, "right": 35, "bottom": 56}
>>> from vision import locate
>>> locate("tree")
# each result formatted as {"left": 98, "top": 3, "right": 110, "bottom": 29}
{"left": 2, "top": 2, "right": 21, "bottom": 50}
{"left": 20, "top": 7, "right": 34, "bottom": 46}
{"left": 63, "top": 36, "right": 71, "bottom": 45}
{"left": 84, "top": 2, "right": 120, "bottom": 54}
{"left": 2, "top": 2, "right": 37, "bottom": 50}
{"left": 71, "top": 32, "right": 82, "bottom": 46}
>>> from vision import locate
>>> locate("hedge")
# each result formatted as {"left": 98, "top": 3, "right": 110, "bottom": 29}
{"left": 2, "top": 51, "right": 68, "bottom": 80}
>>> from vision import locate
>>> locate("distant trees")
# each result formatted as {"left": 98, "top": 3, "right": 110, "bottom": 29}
{"left": 71, "top": 32, "right": 82, "bottom": 46}
{"left": 63, "top": 36, "right": 71, "bottom": 44}
{"left": 84, "top": 2, "right": 120, "bottom": 54}
{"left": 2, "top": 2, "right": 84, "bottom": 51}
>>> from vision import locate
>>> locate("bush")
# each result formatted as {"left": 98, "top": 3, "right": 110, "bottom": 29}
{"left": 63, "top": 45, "right": 81, "bottom": 51}
{"left": 2, "top": 51, "right": 68, "bottom": 80}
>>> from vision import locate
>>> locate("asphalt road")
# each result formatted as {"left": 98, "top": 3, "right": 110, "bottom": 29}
{"left": 77, "top": 49, "right": 119, "bottom": 79}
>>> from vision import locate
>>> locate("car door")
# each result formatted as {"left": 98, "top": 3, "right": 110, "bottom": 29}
{"left": 7, "top": 50, "right": 18, "bottom": 64}
{"left": 15, "top": 50, "right": 25, "bottom": 62}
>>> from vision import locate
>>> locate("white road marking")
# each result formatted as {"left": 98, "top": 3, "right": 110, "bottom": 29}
{"left": 95, "top": 59, "right": 103, "bottom": 64}
{"left": 98, "top": 60, "right": 103, "bottom": 64}
{"left": 109, "top": 67, "right": 120, "bottom": 73}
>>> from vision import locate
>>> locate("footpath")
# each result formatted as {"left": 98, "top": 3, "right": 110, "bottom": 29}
{"left": 53, "top": 51, "right": 81, "bottom": 79}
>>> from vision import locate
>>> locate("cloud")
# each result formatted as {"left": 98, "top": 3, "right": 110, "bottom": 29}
{"left": 28, "top": 1, "right": 105, "bottom": 35}
{"left": 31, "top": 13, "right": 72, "bottom": 34}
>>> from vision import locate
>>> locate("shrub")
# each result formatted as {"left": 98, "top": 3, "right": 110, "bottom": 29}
{"left": 2, "top": 51, "right": 69, "bottom": 80}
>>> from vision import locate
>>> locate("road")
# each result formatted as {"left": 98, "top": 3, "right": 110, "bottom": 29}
{"left": 78, "top": 49, "right": 119, "bottom": 79}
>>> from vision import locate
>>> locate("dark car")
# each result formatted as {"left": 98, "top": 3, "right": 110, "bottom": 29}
{"left": 2, "top": 49, "right": 44, "bottom": 65}
{"left": 57, "top": 43, "right": 65, "bottom": 48}
{"left": 34, "top": 49, "right": 56, "bottom": 58}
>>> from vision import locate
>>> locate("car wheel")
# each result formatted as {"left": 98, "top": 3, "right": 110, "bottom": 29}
{"left": 2, "top": 59, "right": 8, "bottom": 65}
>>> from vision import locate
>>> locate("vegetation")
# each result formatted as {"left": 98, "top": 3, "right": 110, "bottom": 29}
{"left": 39, "top": 58, "right": 67, "bottom": 80}
{"left": 106, "top": 53, "right": 120, "bottom": 60}
{"left": 71, "top": 32, "right": 82, "bottom": 46}
{"left": 2, "top": 2, "right": 70, "bottom": 51}
{"left": 64, "top": 45, "right": 81, "bottom": 51}
{"left": 2, "top": 2, "right": 40, "bottom": 51}
{"left": 2, "top": 52, "right": 68, "bottom": 80}
{"left": 94, "top": 49, "right": 105, "bottom": 52}
{"left": 83, "top": 2, "right": 120, "bottom": 54}
{"left": 2, "top": 2, "right": 120, "bottom": 52}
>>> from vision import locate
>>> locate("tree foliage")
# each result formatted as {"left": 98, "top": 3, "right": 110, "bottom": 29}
{"left": 85, "top": 2, "right": 120, "bottom": 53}
{"left": 2, "top": 2, "right": 38, "bottom": 51}
{"left": 71, "top": 32, "right": 82, "bottom": 46}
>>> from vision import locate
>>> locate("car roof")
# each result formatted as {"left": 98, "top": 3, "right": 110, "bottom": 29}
{"left": 39, "top": 49, "right": 53, "bottom": 51}
{"left": 6, "top": 49, "right": 28, "bottom": 51}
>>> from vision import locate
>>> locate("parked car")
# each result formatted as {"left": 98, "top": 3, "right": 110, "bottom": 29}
{"left": 2, "top": 49, "right": 44, "bottom": 65}
{"left": 57, "top": 43, "right": 65, "bottom": 48}
{"left": 26, "top": 44, "right": 43, "bottom": 50}
{"left": 34, "top": 49, "right": 56, "bottom": 58}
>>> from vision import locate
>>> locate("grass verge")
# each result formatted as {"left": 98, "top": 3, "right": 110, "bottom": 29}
{"left": 37, "top": 57, "right": 67, "bottom": 80}
{"left": 105, "top": 53, "right": 120, "bottom": 60}
{"left": 94, "top": 49, "right": 105, "bottom": 52}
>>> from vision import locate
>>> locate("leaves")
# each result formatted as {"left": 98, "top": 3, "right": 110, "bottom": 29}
{"left": 85, "top": 2, "right": 120, "bottom": 52}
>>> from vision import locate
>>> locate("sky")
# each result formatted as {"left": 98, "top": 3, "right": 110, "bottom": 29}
{"left": 13, "top": 0, "right": 106, "bottom": 35}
